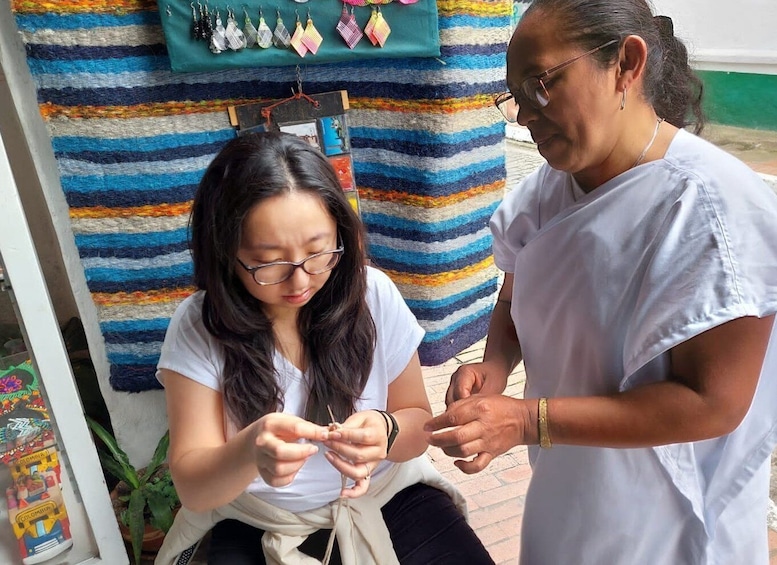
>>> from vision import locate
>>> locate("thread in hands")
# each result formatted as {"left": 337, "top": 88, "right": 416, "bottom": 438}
{"left": 324, "top": 404, "right": 346, "bottom": 565}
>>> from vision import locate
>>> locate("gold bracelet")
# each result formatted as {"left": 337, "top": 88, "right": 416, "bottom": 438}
{"left": 538, "top": 397, "right": 552, "bottom": 448}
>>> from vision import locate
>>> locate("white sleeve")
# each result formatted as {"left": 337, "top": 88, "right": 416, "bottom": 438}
{"left": 155, "top": 293, "right": 223, "bottom": 391}
{"left": 366, "top": 267, "right": 425, "bottom": 383}
{"left": 490, "top": 166, "right": 548, "bottom": 274}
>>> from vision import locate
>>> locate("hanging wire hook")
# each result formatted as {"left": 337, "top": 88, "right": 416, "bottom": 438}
{"left": 295, "top": 64, "right": 303, "bottom": 95}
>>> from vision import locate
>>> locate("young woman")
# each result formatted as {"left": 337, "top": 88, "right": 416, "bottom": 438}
{"left": 427, "top": 1, "right": 777, "bottom": 563}
{"left": 153, "top": 132, "right": 493, "bottom": 565}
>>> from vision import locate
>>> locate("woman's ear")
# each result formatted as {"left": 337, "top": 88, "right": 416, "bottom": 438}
{"left": 616, "top": 35, "right": 649, "bottom": 94}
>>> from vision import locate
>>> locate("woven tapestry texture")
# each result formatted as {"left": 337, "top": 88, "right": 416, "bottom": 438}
{"left": 10, "top": 0, "right": 510, "bottom": 392}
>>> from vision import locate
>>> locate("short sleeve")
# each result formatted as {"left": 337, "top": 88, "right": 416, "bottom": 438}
{"left": 156, "top": 292, "right": 223, "bottom": 391}
{"left": 490, "top": 166, "right": 549, "bottom": 274}
{"left": 366, "top": 267, "right": 425, "bottom": 383}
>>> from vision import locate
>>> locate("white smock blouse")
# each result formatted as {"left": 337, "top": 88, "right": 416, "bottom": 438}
{"left": 490, "top": 129, "right": 777, "bottom": 565}
{"left": 156, "top": 266, "right": 425, "bottom": 512}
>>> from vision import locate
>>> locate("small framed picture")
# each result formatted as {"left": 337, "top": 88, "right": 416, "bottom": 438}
{"left": 319, "top": 115, "right": 349, "bottom": 156}
{"left": 329, "top": 155, "right": 355, "bottom": 191}
{"left": 279, "top": 121, "right": 320, "bottom": 148}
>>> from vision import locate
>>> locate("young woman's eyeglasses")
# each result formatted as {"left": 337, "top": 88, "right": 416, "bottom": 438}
{"left": 237, "top": 246, "right": 345, "bottom": 285}
{"left": 494, "top": 39, "right": 619, "bottom": 122}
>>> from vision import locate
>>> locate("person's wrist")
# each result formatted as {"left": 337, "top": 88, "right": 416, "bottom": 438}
{"left": 538, "top": 398, "right": 552, "bottom": 448}
{"left": 372, "top": 409, "right": 399, "bottom": 456}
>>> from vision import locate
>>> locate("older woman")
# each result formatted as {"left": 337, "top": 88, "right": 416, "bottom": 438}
{"left": 426, "top": 0, "right": 777, "bottom": 563}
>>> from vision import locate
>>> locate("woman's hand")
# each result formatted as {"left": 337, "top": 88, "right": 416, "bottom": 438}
{"left": 425, "top": 394, "right": 533, "bottom": 474}
{"left": 323, "top": 410, "right": 388, "bottom": 498}
{"left": 252, "top": 413, "right": 330, "bottom": 488}
{"left": 445, "top": 361, "right": 510, "bottom": 406}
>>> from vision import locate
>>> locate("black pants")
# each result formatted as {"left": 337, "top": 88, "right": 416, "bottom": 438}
{"left": 207, "top": 483, "right": 494, "bottom": 564}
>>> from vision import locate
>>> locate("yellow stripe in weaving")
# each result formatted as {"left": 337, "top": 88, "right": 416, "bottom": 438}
{"left": 437, "top": 0, "right": 512, "bottom": 18}
{"left": 11, "top": 0, "right": 157, "bottom": 14}
{"left": 383, "top": 256, "right": 494, "bottom": 287}
{"left": 69, "top": 202, "right": 193, "bottom": 219}
{"left": 359, "top": 179, "right": 505, "bottom": 209}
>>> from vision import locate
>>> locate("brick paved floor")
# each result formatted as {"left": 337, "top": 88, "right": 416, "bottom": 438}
{"left": 421, "top": 341, "right": 527, "bottom": 565}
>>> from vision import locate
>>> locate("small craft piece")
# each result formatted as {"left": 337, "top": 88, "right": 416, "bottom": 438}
{"left": 336, "top": 4, "right": 363, "bottom": 49}
{"left": 190, "top": 2, "right": 201, "bottom": 40}
{"left": 363, "top": 7, "right": 378, "bottom": 46}
{"left": 225, "top": 8, "right": 247, "bottom": 51}
{"left": 290, "top": 15, "right": 309, "bottom": 57}
{"left": 242, "top": 8, "right": 259, "bottom": 48}
{"left": 256, "top": 11, "right": 273, "bottom": 48}
{"left": 272, "top": 10, "right": 291, "bottom": 48}
{"left": 301, "top": 14, "right": 324, "bottom": 55}
{"left": 199, "top": 2, "right": 213, "bottom": 42}
{"left": 209, "top": 9, "right": 227, "bottom": 53}
{"left": 370, "top": 8, "right": 391, "bottom": 47}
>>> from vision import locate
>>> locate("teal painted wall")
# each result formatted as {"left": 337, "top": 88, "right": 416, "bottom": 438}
{"left": 697, "top": 70, "right": 777, "bottom": 131}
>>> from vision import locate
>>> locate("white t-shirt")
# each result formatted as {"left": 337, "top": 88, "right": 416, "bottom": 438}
{"left": 156, "top": 266, "right": 425, "bottom": 512}
{"left": 490, "top": 129, "right": 777, "bottom": 564}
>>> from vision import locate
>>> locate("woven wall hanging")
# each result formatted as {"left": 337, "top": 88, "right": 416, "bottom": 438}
{"left": 11, "top": 0, "right": 511, "bottom": 392}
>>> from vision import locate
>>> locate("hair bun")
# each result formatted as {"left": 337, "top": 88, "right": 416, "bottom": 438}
{"left": 654, "top": 15, "right": 674, "bottom": 38}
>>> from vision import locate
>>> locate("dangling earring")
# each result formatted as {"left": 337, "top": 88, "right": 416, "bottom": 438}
{"left": 272, "top": 9, "right": 291, "bottom": 49}
{"left": 620, "top": 87, "right": 627, "bottom": 111}
{"left": 256, "top": 8, "right": 273, "bottom": 49}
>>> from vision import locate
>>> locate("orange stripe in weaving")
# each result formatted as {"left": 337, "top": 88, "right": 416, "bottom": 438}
{"left": 350, "top": 95, "right": 495, "bottom": 114}
{"left": 11, "top": 0, "right": 157, "bottom": 14}
{"left": 437, "top": 0, "right": 511, "bottom": 18}
{"left": 39, "top": 97, "right": 492, "bottom": 120}
{"left": 359, "top": 179, "right": 505, "bottom": 209}
{"left": 93, "top": 287, "right": 195, "bottom": 307}
{"left": 384, "top": 256, "right": 494, "bottom": 288}
{"left": 38, "top": 99, "right": 263, "bottom": 120}
{"left": 70, "top": 202, "right": 193, "bottom": 219}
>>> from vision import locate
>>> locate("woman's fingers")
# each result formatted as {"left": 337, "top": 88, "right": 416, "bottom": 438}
{"left": 260, "top": 413, "right": 331, "bottom": 443}
{"left": 324, "top": 452, "right": 373, "bottom": 498}
{"left": 253, "top": 414, "right": 327, "bottom": 486}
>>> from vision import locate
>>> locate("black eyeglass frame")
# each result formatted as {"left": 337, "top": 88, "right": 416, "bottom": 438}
{"left": 236, "top": 245, "right": 345, "bottom": 286}
{"left": 495, "top": 39, "right": 620, "bottom": 122}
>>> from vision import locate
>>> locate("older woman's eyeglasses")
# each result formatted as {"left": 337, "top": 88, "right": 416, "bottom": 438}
{"left": 495, "top": 39, "right": 619, "bottom": 122}
{"left": 237, "top": 245, "right": 344, "bottom": 285}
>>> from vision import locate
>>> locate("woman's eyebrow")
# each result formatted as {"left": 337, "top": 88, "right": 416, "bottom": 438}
{"left": 243, "top": 233, "right": 332, "bottom": 252}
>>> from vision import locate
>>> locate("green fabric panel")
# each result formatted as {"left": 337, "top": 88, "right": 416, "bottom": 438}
{"left": 697, "top": 70, "right": 777, "bottom": 131}
{"left": 159, "top": 0, "right": 440, "bottom": 72}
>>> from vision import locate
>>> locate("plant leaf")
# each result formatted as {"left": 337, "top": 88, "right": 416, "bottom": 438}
{"left": 86, "top": 416, "right": 140, "bottom": 488}
{"left": 127, "top": 489, "right": 146, "bottom": 565}
{"left": 142, "top": 430, "right": 170, "bottom": 483}
{"left": 97, "top": 450, "right": 134, "bottom": 487}
{"left": 146, "top": 489, "right": 174, "bottom": 533}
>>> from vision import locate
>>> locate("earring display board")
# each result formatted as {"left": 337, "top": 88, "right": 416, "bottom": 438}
{"left": 158, "top": 0, "right": 440, "bottom": 72}
{"left": 229, "top": 90, "right": 361, "bottom": 215}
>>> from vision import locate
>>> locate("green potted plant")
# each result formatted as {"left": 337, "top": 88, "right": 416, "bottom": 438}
{"left": 85, "top": 416, "right": 180, "bottom": 564}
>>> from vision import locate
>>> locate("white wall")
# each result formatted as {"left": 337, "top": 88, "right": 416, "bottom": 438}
{"left": 651, "top": 0, "right": 777, "bottom": 74}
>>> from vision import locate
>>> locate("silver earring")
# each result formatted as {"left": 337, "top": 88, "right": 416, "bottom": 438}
{"left": 620, "top": 88, "right": 627, "bottom": 110}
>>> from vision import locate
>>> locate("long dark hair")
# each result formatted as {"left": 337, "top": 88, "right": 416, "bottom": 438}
{"left": 523, "top": 0, "right": 705, "bottom": 133}
{"left": 189, "top": 132, "right": 376, "bottom": 428}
